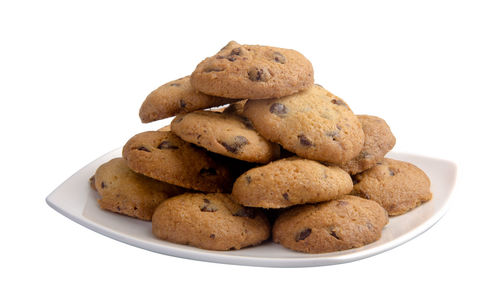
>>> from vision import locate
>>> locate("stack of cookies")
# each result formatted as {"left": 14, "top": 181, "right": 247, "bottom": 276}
{"left": 90, "top": 41, "right": 432, "bottom": 253}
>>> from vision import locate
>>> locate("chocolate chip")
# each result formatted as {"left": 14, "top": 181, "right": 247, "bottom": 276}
{"left": 245, "top": 175, "right": 252, "bottom": 184}
{"left": 203, "top": 67, "right": 225, "bottom": 73}
{"left": 269, "top": 103, "right": 288, "bottom": 116}
{"left": 101, "top": 181, "right": 106, "bottom": 189}
{"left": 219, "top": 136, "right": 249, "bottom": 154}
{"left": 388, "top": 168, "right": 395, "bottom": 176}
{"left": 209, "top": 234, "right": 215, "bottom": 239}
{"left": 179, "top": 99, "right": 186, "bottom": 109}
{"left": 137, "top": 146, "right": 151, "bottom": 152}
{"left": 282, "top": 192, "right": 289, "bottom": 201}
{"left": 330, "top": 229, "right": 341, "bottom": 240}
{"left": 170, "top": 83, "right": 181, "bottom": 87}
{"left": 248, "top": 67, "right": 271, "bottom": 82}
{"left": 157, "top": 141, "right": 179, "bottom": 150}
{"left": 233, "top": 207, "right": 256, "bottom": 219}
{"left": 199, "top": 167, "right": 217, "bottom": 176}
{"left": 298, "top": 134, "right": 313, "bottom": 147}
{"left": 200, "top": 198, "right": 218, "bottom": 212}
{"left": 332, "top": 98, "right": 347, "bottom": 107}
{"left": 240, "top": 117, "right": 254, "bottom": 129}
{"left": 117, "top": 206, "right": 121, "bottom": 211}
{"left": 273, "top": 52, "right": 286, "bottom": 64}
{"left": 325, "top": 130, "right": 339, "bottom": 140}
{"left": 231, "top": 48, "right": 242, "bottom": 56}
{"left": 295, "top": 228, "right": 312, "bottom": 241}
{"left": 360, "top": 191, "right": 371, "bottom": 200}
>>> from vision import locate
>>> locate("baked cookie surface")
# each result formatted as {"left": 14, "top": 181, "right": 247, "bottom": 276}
{"left": 93, "top": 158, "right": 184, "bottom": 220}
{"left": 122, "top": 131, "right": 234, "bottom": 192}
{"left": 231, "top": 157, "right": 353, "bottom": 208}
{"left": 171, "top": 110, "right": 279, "bottom": 163}
{"left": 139, "top": 76, "right": 235, "bottom": 123}
{"left": 191, "top": 41, "right": 314, "bottom": 99}
{"left": 272, "top": 195, "right": 388, "bottom": 253}
{"left": 351, "top": 158, "right": 432, "bottom": 216}
{"left": 340, "top": 115, "right": 396, "bottom": 174}
{"left": 152, "top": 193, "right": 270, "bottom": 250}
{"left": 243, "top": 85, "right": 364, "bottom": 164}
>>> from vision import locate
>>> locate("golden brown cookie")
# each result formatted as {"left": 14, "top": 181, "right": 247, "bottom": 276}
{"left": 139, "top": 76, "right": 236, "bottom": 123}
{"left": 122, "top": 131, "right": 234, "bottom": 192}
{"left": 171, "top": 110, "right": 279, "bottom": 163}
{"left": 272, "top": 195, "right": 389, "bottom": 253}
{"left": 191, "top": 41, "right": 314, "bottom": 99}
{"left": 231, "top": 157, "right": 353, "bottom": 208}
{"left": 340, "top": 115, "right": 396, "bottom": 174}
{"left": 243, "top": 85, "right": 364, "bottom": 164}
{"left": 93, "top": 158, "right": 184, "bottom": 220}
{"left": 152, "top": 193, "right": 270, "bottom": 250}
{"left": 351, "top": 158, "right": 432, "bottom": 216}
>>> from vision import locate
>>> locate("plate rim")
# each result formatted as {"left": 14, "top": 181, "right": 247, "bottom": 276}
{"left": 46, "top": 149, "right": 457, "bottom": 267}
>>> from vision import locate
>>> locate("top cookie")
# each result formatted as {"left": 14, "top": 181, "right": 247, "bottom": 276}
{"left": 243, "top": 85, "right": 365, "bottom": 164}
{"left": 190, "top": 41, "right": 314, "bottom": 99}
{"left": 139, "top": 76, "right": 235, "bottom": 123}
{"left": 339, "top": 115, "right": 396, "bottom": 175}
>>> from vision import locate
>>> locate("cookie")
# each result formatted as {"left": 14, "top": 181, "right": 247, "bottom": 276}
{"left": 139, "top": 76, "right": 235, "bottom": 123}
{"left": 191, "top": 41, "right": 314, "bottom": 99}
{"left": 340, "top": 115, "right": 396, "bottom": 174}
{"left": 171, "top": 110, "right": 279, "bottom": 163}
{"left": 272, "top": 195, "right": 389, "bottom": 253}
{"left": 243, "top": 85, "right": 365, "bottom": 164}
{"left": 152, "top": 193, "right": 270, "bottom": 250}
{"left": 231, "top": 157, "right": 353, "bottom": 208}
{"left": 93, "top": 158, "right": 185, "bottom": 220}
{"left": 122, "top": 131, "right": 234, "bottom": 192}
{"left": 351, "top": 158, "right": 432, "bottom": 216}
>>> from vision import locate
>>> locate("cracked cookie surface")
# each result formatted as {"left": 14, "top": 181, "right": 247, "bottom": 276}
{"left": 351, "top": 158, "right": 432, "bottom": 216}
{"left": 272, "top": 195, "right": 388, "bottom": 253}
{"left": 171, "top": 110, "right": 279, "bottom": 163}
{"left": 191, "top": 41, "right": 314, "bottom": 99}
{"left": 152, "top": 193, "right": 270, "bottom": 250}
{"left": 243, "top": 85, "right": 364, "bottom": 164}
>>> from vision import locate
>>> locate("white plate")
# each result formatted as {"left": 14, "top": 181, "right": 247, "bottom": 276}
{"left": 46, "top": 150, "right": 456, "bottom": 267}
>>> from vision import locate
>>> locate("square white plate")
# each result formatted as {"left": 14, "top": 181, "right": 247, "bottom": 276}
{"left": 46, "top": 150, "right": 456, "bottom": 267}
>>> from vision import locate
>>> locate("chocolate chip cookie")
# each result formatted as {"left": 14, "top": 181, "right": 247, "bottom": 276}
{"left": 340, "top": 115, "right": 396, "bottom": 174}
{"left": 171, "top": 110, "right": 279, "bottom": 163}
{"left": 92, "top": 158, "right": 185, "bottom": 220}
{"left": 351, "top": 158, "right": 432, "bottom": 216}
{"left": 231, "top": 157, "right": 353, "bottom": 208}
{"left": 122, "top": 131, "right": 234, "bottom": 192}
{"left": 152, "top": 193, "right": 270, "bottom": 250}
{"left": 272, "top": 195, "right": 389, "bottom": 253}
{"left": 191, "top": 41, "right": 314, "bottom": 99}
{"left": 139, "top": 76, "right": 235, "bottom": 123}
{"left": 243, "top": 85, "right": 365, "bottom": 164}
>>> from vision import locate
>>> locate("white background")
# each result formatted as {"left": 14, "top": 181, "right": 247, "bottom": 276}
{"left": 1, "top": 0, "right": 499, "bottom": 302}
